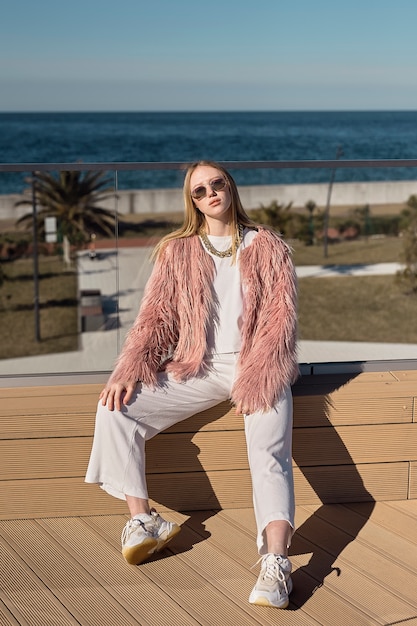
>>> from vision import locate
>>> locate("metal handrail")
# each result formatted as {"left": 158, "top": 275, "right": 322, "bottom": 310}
{"left": 1, "top": 158, "right": 417, "bottom": 173}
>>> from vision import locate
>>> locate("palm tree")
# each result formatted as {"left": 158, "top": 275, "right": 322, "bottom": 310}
{"left": 15, "top": 169, "right": 116, "bottom": 252}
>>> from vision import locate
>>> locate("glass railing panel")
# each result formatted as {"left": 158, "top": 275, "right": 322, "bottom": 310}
{"left": 252, "top": 164, "right": 417, "bottom": 365}
{"left": 114, "top": 162, "right": 417, "bottom": 367}
{"left": 113, "top": 166, "right": 185, "bottom": 355}
{"left": 0, "top": 167, "right": 120, "bottom": 375}
{"left": 0, "top": 160, "right": 416, "bottom": 377}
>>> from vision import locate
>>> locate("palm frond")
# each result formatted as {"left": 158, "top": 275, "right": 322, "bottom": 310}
{"left": 14, "top": 169, "right": 116, "bottom": 245}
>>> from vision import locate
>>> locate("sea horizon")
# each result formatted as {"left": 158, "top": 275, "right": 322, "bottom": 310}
{"left": 2, "top": 110, "right": 417, "bottom": 194}
{"left": 1, "top": 108, "right": 417, "bottom": 113}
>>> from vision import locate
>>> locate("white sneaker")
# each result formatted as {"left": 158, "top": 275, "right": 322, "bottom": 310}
{"left": 121, "top": 510, "right": 181, "bottom": 565}
{"left": 249, "top": 554, "right": 293, "bottom": 609}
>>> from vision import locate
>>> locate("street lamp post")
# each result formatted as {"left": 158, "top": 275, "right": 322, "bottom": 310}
{"left": 323, "top": 146, "right": 343, "bottom": 259}
{"left": 31, "top": 174, "right": 41, "bottom": 342}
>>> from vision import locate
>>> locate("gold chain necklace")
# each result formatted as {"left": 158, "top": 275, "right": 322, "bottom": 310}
{"left": 199, "top": 223, "right": 244, "bottom": 258}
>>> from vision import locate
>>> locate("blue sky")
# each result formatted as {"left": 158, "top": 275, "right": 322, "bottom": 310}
{"left": 1, "top": 0, "right": 417, "bottom": 111}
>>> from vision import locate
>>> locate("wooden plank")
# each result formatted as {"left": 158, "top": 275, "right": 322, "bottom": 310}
{"left": 169, "top": 526, "right": 319, "bottom": 625}
{"left": 0, "top": 385, "right": 100, "bottom": 439}
{"left": 0, "top": 437, "right": 93, "bottom": 480}
{"left": 393, "top": 499, "right": 417, "bottom": 514}
{"left": 0, "top": 389, "right": 101, "bottom": 414}
{"left": 0, "top": 431, "right": 250, "bottom": 482}
{"left": 149, "top": 430, "right": 249, "bottom": 472}
{"left": 293, "top": 462, "right": 409, "bottom": 504}
{"left": 293, "top": 504, "right": 417, "bottom": 624}
{"left": 391, "top": 370, "right": 417, "bottom": 381}
{"left": 2, "top": 422, "right": 415, "bottom": 482}
{"left": 309, "top": 503, "right": 417, "bottom": 579}
{"left": 41, "top": 516, "right": 265, "bottom": 626}
{"left": 38, "top": 517, "right": 202, "bottom": 626}
{"left": 0, "top": 473, "right": 251, "bottom": 520}
{"left": 0, "top": 383, "right": 102, "bottom": 400}
{"left": 0, "top": 601, "right": 21, "bottom": 626}
{"left": 0, "top": 519, "right": 160, "bottom": 626}
{"left": 86, "top": 513, "right": 319, "bottom": 626}
{"left": 0, "top": 462, "right": 407, "bottom": 520}
{"left": 0, "top": 371, "right": 415, "bottom": 405}
{"left": 0, "top": 399, "right": 239, "bottom": 440}
{"left": 324, "top": 378, "right": 417, "bottom": 400}
{"left": 410, "top": 461, "right": 417, "bottom": 499}
{"left": 344, "top": 501, "right": 417, "bottom": 545}
{"left": 293, "top": 395, "right": 413, "bottom": 427}
{"left": 294, "top": 378, "right": 417, "bottom": 403}
{"left": 1, "top": 501, "right": 416, "bottom": 626}
{"left": 0, "top": 375, "right": 415, "bottom": 438}
{"left": 293, "top": 423, "right": 417, "bottom": 466}
{"left": 0, "top": 413, "right": 94, "bottom": 440}
{"left": 294, "top": 370, "right": 412, "bottom": 392}
{"left": 218, "top": 508, "right": 382, "bottom": 625}
{"left": 293, "top": 371, "right": 398, "bottom": 391}
{"left": 0, "top": 534, "right": 79, "bottom": 626}
{"left": 164, "top": 401, "right": 242, "bottom": 433}
{"left": 0, "top": 479, "right": 127, "bottom": 520}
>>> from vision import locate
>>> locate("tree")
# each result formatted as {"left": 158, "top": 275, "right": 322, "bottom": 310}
{"left": 353, "top": 204, "right": 373, "bottom": 239}
{"left": 397, "top": 195, "right": 417, "bottom": 294}
{"left": 249, "top": 200, "right": 294, "bottom": 235}
{"left": 15, "top": 169, "right": 116, "bottom": 253}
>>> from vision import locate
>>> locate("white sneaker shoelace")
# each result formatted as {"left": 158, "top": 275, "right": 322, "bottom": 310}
{"left": 252, "top": 554, "right": 290, "bottom": 594}
{"left": 121, "top": 516, "right": 151, "bottom": 545}
{"left": 265, "top": 558, "right": 288, "bottom": 590}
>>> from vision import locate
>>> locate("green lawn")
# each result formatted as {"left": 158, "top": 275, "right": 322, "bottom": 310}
{"left": 0, "top": 235, "right": 415, "bottom": 360}
{"left": 292, "top": 236, "right": 403, "bottom": 266}
{"left": 294, "top": 236, "right": 417, "bottom": 344}
{"left": 0, "top": 256, "right": 78, "bottom": 359}
{"left": 298, "top": 274, "right": 417, "bottom": 343}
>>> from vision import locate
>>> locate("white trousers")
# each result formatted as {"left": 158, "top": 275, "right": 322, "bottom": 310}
{"left": 85, "top": 353, "right": 295, "bottom": 554}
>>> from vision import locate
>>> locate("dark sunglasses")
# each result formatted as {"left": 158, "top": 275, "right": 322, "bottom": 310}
{"left": 191, "top": 177, "right": 228, "bottom": 200}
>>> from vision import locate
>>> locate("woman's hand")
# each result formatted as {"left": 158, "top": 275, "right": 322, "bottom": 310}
{"left": 99, "top": 382, "right": 136, "bottom": 411}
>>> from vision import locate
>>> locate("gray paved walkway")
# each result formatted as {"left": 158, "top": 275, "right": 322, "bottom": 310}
{"left": 297, "top": 262, "right": 403, "bottom": 278}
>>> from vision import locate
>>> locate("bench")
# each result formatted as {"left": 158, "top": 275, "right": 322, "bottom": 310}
{"left": 0, "top": 368, "right": 416, "bottom": 520}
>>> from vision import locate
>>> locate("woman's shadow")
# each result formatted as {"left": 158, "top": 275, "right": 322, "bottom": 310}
{"left": 144, "top": 401, "right": 230, "bottom": 557}
{"left": 289, "top": 371, "right": 375, "bottom": 609}
{"left": 144, "top": 372, "right": 376, "bottom": 598}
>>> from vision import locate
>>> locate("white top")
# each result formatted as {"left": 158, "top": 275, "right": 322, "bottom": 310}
{"left": 200, "top": 228, "right": 258, "bottom": 354}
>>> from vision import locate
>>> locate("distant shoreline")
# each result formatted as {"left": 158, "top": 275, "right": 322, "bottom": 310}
{"left": 1, "top": 180, "right": 414, "bottom": 223}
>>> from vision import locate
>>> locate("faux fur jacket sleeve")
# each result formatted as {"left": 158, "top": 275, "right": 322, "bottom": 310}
{"left": 231, "top": 228, "right": 299, "bottom": 413}
{"left": 107, "top": 236, "right": 215, "bottom": 388}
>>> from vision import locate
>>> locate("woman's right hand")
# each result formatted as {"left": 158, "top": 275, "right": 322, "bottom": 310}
{"left": 99, "top": 382, "right": 136, "bottom": 411}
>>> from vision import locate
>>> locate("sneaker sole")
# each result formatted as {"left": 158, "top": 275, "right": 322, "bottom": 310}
{"left": 249, "top": 594, "right": 289, "bottom": 609}
{"left": 249, "top": 577, "right": 293, "bottom": 609}
{"left": 122, "top": 536, "right": 158, "bottom": 565}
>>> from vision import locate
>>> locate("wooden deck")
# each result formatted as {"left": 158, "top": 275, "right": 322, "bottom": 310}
{"left": 0, "top": 367, "right": 416, "bottom": 625}
{"left": 1, "top": 502, "right": 417, "bottom": 625}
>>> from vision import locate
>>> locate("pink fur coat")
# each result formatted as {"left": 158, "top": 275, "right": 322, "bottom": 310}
{"left": 108, "top": 227, "right": 298, "bottom": 413}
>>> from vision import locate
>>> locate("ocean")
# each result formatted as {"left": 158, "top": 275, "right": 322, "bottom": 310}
{"left": 1, "top": 110, "right": 417, "bottom": 194}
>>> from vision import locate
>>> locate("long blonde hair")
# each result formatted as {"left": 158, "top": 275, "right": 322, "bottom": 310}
{"left": 152, "top": 160, "right": 257, "bottom": 261}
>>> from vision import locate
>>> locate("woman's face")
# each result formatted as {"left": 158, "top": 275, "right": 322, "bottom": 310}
{"left": 189, "top": 165, "right": 232, "bottom": 231}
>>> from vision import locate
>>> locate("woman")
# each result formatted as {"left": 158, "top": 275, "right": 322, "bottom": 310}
{"left": 86, "top": 160, "right": 298, "bottom": 610}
